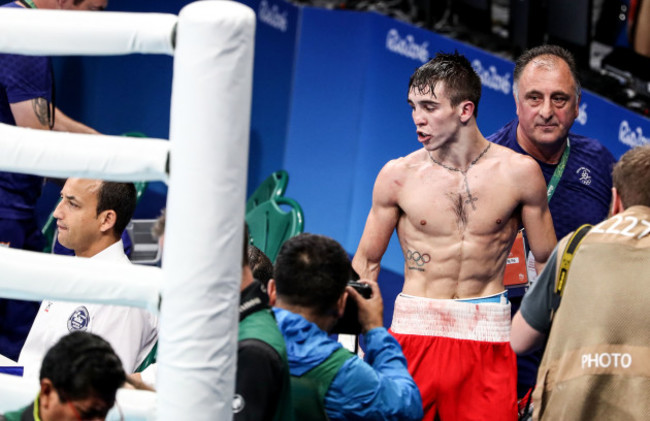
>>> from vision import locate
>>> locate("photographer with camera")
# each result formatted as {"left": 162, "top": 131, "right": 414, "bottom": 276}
{"left": 268, "top": 233, "right": 422, "bottom": 421}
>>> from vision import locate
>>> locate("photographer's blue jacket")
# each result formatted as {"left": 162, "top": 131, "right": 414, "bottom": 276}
{"left": 273, "top": 307, "right": 423, "bottom": 421}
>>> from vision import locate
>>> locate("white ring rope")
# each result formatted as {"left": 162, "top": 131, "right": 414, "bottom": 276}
{"left": 0, "top": 9, "right": 176, "bottom": 56}
{"left": 0, "top": 123, "right": 170, "bottom": 183}
{"left": 0, "top": 247, "right": 161, "bottom": 314}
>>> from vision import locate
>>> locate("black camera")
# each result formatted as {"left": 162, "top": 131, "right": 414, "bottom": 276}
{"left": 331, "top": 281, "right": 372, "bottom": 335}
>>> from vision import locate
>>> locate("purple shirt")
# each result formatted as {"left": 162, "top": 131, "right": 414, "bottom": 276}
{"left": 488, "top": 119, "right": 616, "bottom": 240}
{"left": 0, "top": 2, "right": 53, "bottom": 219}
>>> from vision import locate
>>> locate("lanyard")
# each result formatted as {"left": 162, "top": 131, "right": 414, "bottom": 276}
{"left": 33, "top": 393, "right": 42, "bottom": 421}
{"left": 19, "top": 0, "right": 36, "bottom": 8}
{"left": 546, "top": 139, "right": 570, "bottom": 202}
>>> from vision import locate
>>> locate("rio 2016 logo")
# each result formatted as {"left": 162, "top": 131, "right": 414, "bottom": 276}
{"left": 471, "top": 59, "right": 511, "bottom": 95}
{"left": 385, "top": 29, "right": 429, "bottom": 63}
{"left": 619, "top": 120, "right": 649, "bottom": 147}
{"left": 258, "top": 0, "right": 288, "bottom": 32}
{"left": 576, "top": 103, "right": 588, "bottom": 125}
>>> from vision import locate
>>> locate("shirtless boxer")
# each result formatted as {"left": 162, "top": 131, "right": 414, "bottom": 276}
{"left": 352, "top": 52, "right": 557, "bottom": 421}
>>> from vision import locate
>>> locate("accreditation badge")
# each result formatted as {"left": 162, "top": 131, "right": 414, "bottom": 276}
{"left": 503, "top": 231, "right": 529, "bottom": 288}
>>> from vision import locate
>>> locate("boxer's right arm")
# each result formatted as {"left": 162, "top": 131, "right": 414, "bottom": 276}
{"left": 516, "top": 155, "right": 557, "bottom": 272}
{"left": 352, "top": 162, "right": 401, "bottom": 282}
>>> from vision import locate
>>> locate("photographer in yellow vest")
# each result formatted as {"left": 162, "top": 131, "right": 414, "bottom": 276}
{"left": 511, "top": 144, "right": 650, "bottom": 420}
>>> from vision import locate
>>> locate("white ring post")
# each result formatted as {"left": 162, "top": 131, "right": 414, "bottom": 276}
{"left": 158, "top": 1, "right": 255, "bottom": 420}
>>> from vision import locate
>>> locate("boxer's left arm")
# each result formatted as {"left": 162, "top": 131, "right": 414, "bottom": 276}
{"left": 517, "top": 155, "right": 557, "bottom": 273}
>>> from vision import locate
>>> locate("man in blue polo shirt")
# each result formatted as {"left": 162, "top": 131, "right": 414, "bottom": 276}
{"left": 487, "top": 45, "right": 616, "bottom": 404}
{"left": 0, "top": 0, "right": 107, "bottom": 362}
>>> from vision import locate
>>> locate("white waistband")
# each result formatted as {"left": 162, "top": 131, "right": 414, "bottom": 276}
{"left": 390, "top": 293, "right": 511, "bottom": 342}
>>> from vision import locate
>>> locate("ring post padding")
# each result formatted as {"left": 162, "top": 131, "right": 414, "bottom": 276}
{"left": 0, "top": 123, "right": 170, "bottom": 183}
{"left": 158, "top": 1, "right": 255, "bottom": 420}
{"left": 0, "top": 248, "right": 162, "bottom": 314}
{"left": 0, "top": 9, "right": 176, "bottom": 56}
{"left": 107, "top": 388, "right": 158, "bottom": 421}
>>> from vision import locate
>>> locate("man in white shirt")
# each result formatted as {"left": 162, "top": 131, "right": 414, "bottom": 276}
{"left": 19, "top": 178, "right": 158, "bottom": 378}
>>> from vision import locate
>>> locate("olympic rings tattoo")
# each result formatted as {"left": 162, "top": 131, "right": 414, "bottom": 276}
{"left": 406, "top": 250, "right": 431, "bottom": 267}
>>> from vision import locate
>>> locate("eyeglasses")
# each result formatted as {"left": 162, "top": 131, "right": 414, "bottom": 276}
{"left": 66, "top": 399, "right": 123, "bottom": 421}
